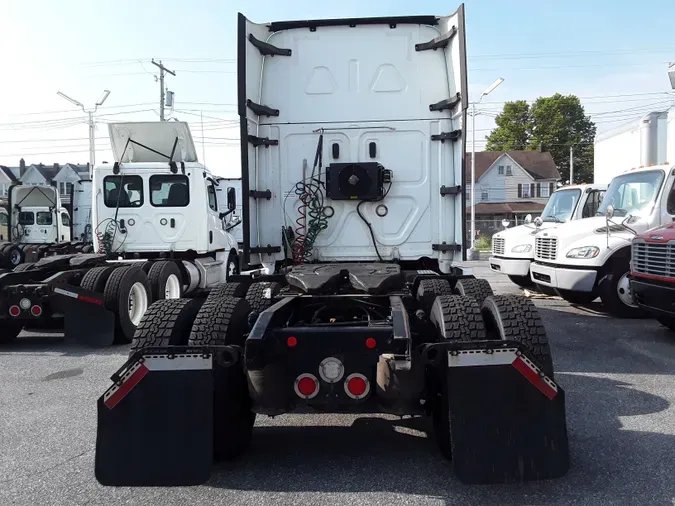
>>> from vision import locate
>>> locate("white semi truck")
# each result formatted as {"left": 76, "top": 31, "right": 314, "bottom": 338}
{"left": 0, "top": 121, "right": 241, "bottom": 345}
{"left": 92, "top": 7, "right": 570, "bottom": 489}
{"left": 489, "top": 183, "right": 606, "bottom": 288}
{"left": 594, "top": 110, "right": 669, "bottom": 185}
{"left": 0, "top": 183, "right": 93, "bottom": 269}
{"left": 530, "top": 163, "right": 675, "bottom": 313}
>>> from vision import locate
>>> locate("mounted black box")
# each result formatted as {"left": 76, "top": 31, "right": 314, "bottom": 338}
{"left": 326, "top": 162, "right": 385, "bottom": 200}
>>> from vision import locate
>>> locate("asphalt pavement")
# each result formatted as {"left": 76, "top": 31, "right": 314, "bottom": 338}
{"left": 1, "top": 262, "right": 674, "bottom": 506}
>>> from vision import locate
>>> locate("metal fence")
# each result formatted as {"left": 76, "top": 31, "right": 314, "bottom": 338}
{"left": 466, "top": 219, "right": 517, "bottom": 251}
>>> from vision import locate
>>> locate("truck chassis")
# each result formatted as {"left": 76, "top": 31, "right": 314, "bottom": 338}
{"left": 94, "top": 264, "right": 570, "bottom": 486}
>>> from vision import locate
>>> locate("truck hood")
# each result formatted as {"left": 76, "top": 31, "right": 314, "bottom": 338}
{"left": 108, "top": 122, "right": 198, "bottom": 163}
{"left": 493, "top": 222, "right": 557, "bottom": 257}
{"left": 634, "top": 222, "right": 675, "bottom": 242}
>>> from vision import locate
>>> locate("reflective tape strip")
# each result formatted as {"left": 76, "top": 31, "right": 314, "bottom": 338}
{"left": 103, "top": 354, "right": 212, "bottom": 409}
{"left": 447, "top": 348, "right": 558, "bottom": 399}
{"left": 53, "top": 287, "right": 78, "bottom": 299}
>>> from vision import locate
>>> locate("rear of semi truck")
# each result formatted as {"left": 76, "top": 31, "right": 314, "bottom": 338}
{"left": 94, "top": 6, "right": 569, "bottom": 487}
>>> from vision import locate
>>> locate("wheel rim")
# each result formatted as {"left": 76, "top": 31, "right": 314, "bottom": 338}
{"left": 616, "top": 272, "right": 638, "bottom": 308}
{"left": 164, "top": 274, "right": 181, "bottom": 299}
{"left": 10, "top": 249, "right": 21, "bottom": 265}
{"left": 228, "top": 259, "right": 237, "bottom": 277}
{"left": 128, "top": 282, "right": 149, "bottom": 326}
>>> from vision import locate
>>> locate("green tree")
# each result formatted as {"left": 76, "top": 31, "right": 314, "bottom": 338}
{"left": 485, "top": 93, "right": 597, "bottom": 183}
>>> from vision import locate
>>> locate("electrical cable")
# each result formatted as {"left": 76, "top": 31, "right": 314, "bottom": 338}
{"left": 356, "top": 181, "right": 393, "bottom": 263}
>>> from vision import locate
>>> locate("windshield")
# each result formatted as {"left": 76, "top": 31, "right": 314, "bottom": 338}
{"left": 540, "top": 189, "right": 581, "bottom": 222}
{"left": 596, "top": 170, "right": 665, "bottom": 218}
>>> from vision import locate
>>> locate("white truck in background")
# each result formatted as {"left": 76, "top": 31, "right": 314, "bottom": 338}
{"left": 0, "top": 184, "right": 93, "bottom": 269}
{"left": 0, "top": 121, "right": 241, "bottom": 345}
{"left": 594, "top": 110, "right": 669, "bottom": 185}
{"left": 489, "top": 183, "right": 606, "bottom": 288}
{"left": 530, "top": 163, "right": 675, "bottom": 314}
{"left": 216, "top": 177, "right": 243, "bottom": 244}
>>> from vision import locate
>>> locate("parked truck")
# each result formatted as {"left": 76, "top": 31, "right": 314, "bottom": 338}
{"left": 629, "top": 223, "right": 675, "bottom": 335}
{"left": 490, "top": 183, "right": 606, "bottom": 288}
{"left": 594, "top": 111, "right": 669, "bottom": 185}
{"left": 530, "top": 163, "right": 675, "bottom": 312}
{"left": 93, "top": 7, "right": 570, "bottom": 488}
{"left": 0, "top": 183, "right": 93, "bottom": 269}
{"left": 0, "top": 121, "right": 241, "bottom": 345}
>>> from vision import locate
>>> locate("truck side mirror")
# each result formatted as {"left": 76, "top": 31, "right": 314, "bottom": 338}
{"left": 227, "top": 187, "right": 236, "bottom": 211}
{"left": 605, "top": 205, "right": 614, "bottom": 219}
{"left": 524, "top": 214, "right": 532, "bottom": 224}
{"left": 534, "top": 217, "right": 543, "bottom": 227}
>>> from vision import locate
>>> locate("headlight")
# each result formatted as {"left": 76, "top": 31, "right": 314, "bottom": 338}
{"left": 511, "top": 244, "right": 532, "bottom": 253}
{"left": 566, "top": 246, "right": 600, "bottom": 259}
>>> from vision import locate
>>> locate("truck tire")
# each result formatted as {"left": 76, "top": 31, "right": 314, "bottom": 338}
{"left": 559, "top": 290, "right": 597, "bottom": 305}
{"left": 508, "top": 274, "right": 534, "bottom": 288}
{"left": 656, "top": 315, "right": 675, "bottom": 333}
{"left": 188, "top": 296, "right": 255, "bottom": 460}
{"left": 245, "top": 281, "right": 282, "bottom": 313}
{"left": 454, "top": 278, "right": 494, "bottom": 307}
{"left": 0, "top": 323, "right": 22, "bottom": 344}
{"left": 430, "top": 295, "right": 486, "bottom": 459}
{"left": 416, "top": 278, "right": 452, "bottom": 311}
{"left": 80, "top": 266, "right": 116, "bottom": 293}
{"left": 597, "top": 261, "right": 646, "bottom": 318}
{"left": 147, "top": 261, "right": 183, "bottom": 301}
{"left": 429, "top": 294, "right": 486, "bottom": 342}
{"left": 103, "top": 266, "right": 153, "bottom": 345}
{"left": 208, "top": 282, "right": 248, "bottom": 300}
{"left": 13, "top": 262, "right": 35, "bottom": 272}
{"left": 481, "top": 295, "right": 554, "bottom": 378}
{"left": 130, "top": 298, "right": 204, "bottom": 355}
{"left": 226, "top": 250, "right": 240, "bottom": 279}
{"left": 2, "top": 245, "right": 23, "bottom": 268}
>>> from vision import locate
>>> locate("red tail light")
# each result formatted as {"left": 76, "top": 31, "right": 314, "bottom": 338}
{"left": 344, "top": 373, "right": 370, "bottom": 400}
{"left": 31, "top": 305, "right": 42, "bottom": 317}
{"left": 9, "top": 305, "right": 20, "bottom": 317}
{"left": 294, "top": 373, "right": 319, "bottom": 399}
{"left": 287, "top": 336, "right": 298, "bottom": 347}
{"left": 365, "top": 337, "right": 376, "bottom": 349}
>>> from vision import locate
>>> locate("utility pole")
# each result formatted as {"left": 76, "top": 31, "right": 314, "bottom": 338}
{"left": 151, "top": 59, "right": 176, "bottom": 121}
{"left": 57, "top": 90, "right": 110, "bottom": 177}
{"left": 569, "top": 145, "right": 574, "bottom": 184}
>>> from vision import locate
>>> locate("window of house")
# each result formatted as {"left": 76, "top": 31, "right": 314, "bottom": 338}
{"left": 540, "top": 183, "right": 550, "bottom": 198}
{"left": 0, "top": 212, "right": 8, "bottom": 226}
{"left": 18, "top": 212, "right": 34, "bottom": 225}
{"left": 104, "top": 175, "right": 144, "bottom": 208}
{"left": 480, "top": 186, "right": 489, "bottom": 201}
{"left": 0, "top": 184, "right": 7, "bottom": 197}
{"left": 58, "top": 182, "right": 74, "bottom": 196}
{"left": 498, "top": 166, "right": 504, "bottom": 175}
{"left": 37, "top": 212, "right": 53, "bottom": 225}
{"left": 150, "top": 175, "right": 190, "bottom": 207}
{"left": 61, "top": 212, "right": 70, "bottom": 226}
{"left": 207, "top": 183, "right": 217, "bottom": 212}
{"left": 506, "top": 165, "right": 512, "bottom": 176}
{"left": 522, "top": 184, "right": 531, "bottom": 198}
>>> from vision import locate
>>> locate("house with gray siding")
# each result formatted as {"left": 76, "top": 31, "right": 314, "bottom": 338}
{"left": 464, "top": 150, "right": 561, "bottom": 240}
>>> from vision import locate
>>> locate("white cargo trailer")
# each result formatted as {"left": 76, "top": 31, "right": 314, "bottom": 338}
{"left": 594, "top": 111, "right": 668, "bottom": 185}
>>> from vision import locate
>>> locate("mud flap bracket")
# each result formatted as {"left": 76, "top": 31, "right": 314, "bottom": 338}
{"left": 95, "top": 349, "right": 217, "bottom": 486}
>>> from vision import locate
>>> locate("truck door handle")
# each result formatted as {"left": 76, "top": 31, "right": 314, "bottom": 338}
{"left": 170, "top": 218, "right": 175, "bottom": 228}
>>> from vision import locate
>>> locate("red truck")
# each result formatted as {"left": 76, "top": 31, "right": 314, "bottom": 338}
{"left": 630, "top": 223, "right": 675, "bottom": 333}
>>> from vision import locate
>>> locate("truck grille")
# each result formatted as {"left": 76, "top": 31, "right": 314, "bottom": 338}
{"left": 492, "top": 237, "right": 505, "bottom": 255}
{"left": 535, "top": 237, "right": 557, "bottom": 261}
{"left": 632, "top": 241, "right": 675, "bottom": 278}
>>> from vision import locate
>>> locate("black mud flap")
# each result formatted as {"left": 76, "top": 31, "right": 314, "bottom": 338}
{"left": 54, "top": 285, "right": 116, "bottom": 346}
{"left": 95, "top": 349, "right": 215, "bottom": 486}
{"left": 445, "top": 344, "right": 569, "bottom": 484}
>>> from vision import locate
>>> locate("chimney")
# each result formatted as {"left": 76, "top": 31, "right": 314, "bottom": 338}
{"left": 54, "top": 163, "right": 60, "bottom": 172}
{"left": 19, "top": 158, "right": 26, "bottom": 177}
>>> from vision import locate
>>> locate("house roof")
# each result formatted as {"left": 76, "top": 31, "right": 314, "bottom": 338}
{"left": 467, "top": 201, "right": 547, "bottom": 214}
{"left": 0, "top": 165, "right": 17, "bottom": 181}
{"left": 464, "top": 151, "right": 561, "bottom": 181}
{"left": 28, "top": 164, "right": 60, "bottom": 181}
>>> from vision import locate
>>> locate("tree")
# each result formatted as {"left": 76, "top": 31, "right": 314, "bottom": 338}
{"left": 485, "top": 94, "right": 597, "bottom": 183}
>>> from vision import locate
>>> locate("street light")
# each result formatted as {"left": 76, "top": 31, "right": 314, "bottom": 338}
{"left": 469, "top": 78, "right": 504, "bottom": 259}
{"left": 57, "top": 89, "right": 111, "bottom": 172}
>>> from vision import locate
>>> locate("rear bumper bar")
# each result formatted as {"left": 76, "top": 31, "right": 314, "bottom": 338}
{"left": 630, "top": 276, "right": 675, "bottom": 317}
